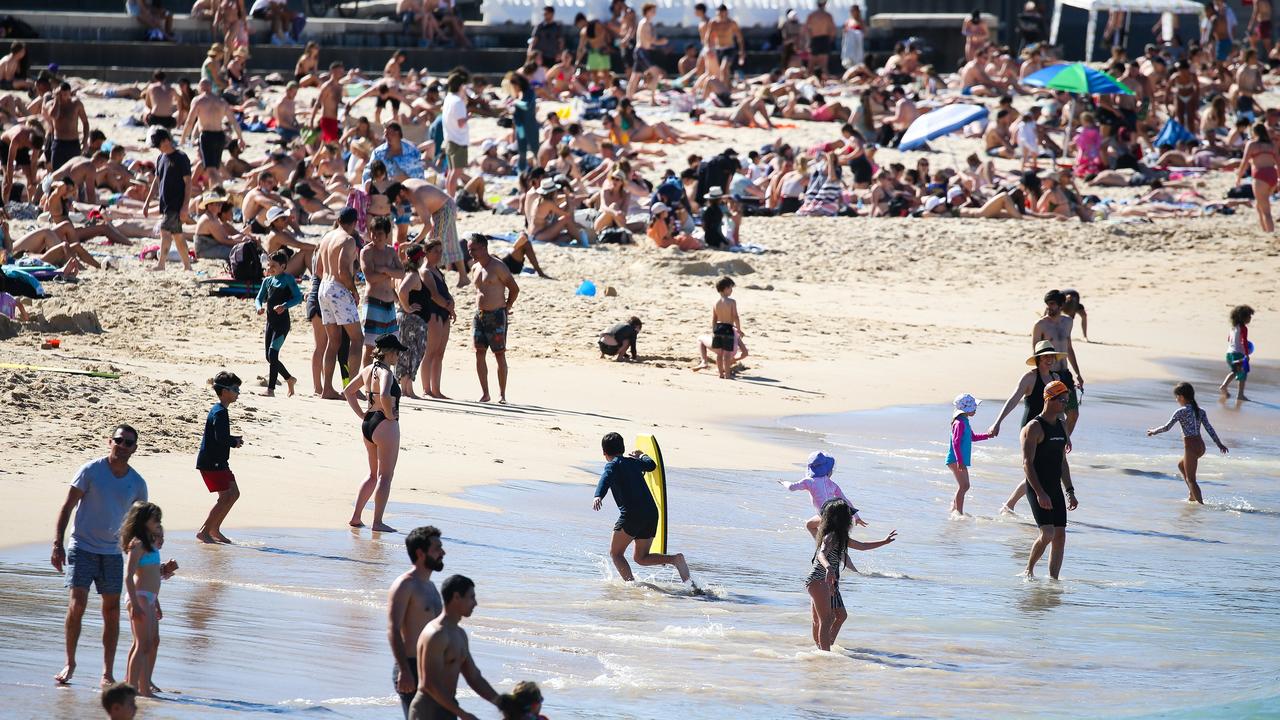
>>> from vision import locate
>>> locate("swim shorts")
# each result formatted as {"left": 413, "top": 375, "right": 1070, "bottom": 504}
{"left": 159, "top": 210, "right": 183, "bottom": 234}
{"left": 361, "top": 296, "right": 399, "bottom": 345}
{"left": 65, "top": 546, "right": 125, "bottom": 595}
{"left": 1226, "top": 351, "right": 1249, "bottom": 381}
{"left": 711, "top": 322, "right": 736, "bottom": 352}
{"left": 473, "top": 307, "right": 508, "bottom": 352}
{"left": 319, "top": 116, "right": 341, "bottom": 143}
{"left": 200, "top": 130, "right": 226, "bottom": 169}
{"left": 809, "top": 35, "right": 833, "bottom": 56}
{"left": 1216, "top": 38, "right": 1232, "bottom": 61}
{"left": 615, "top": 513, "right": 658, "bottom": 540}
{"left": 394, "top": 657, "right": 419, "bottom": 717}
{"left": 633, "top": 47, "right": 652, "bottom": 73}
{"left": 306, "top": 277, "right": 321, "bottom": 321}
{"left": 319, "top": 277, "right": 360, "bottom": 326}
{"left": 431, "top": 199, "right": 463, "bottom": 267}
{"left": 1057, "top": 369, "right": 1080, "bottom": 411}
{"left": 200, "top": 468, "right": 236, "bottom": 493}
{"left": 144, "top": 113, "right": 177, "bottom": 129}
{"left": 1024, "top": 480, "right": 1068, "bottom": 527}
{"left": 501, "top": 253, "right": 523, "bottom": 275}
{"left": 407, "top": 690, "right": 456, "bottom": 720}
{"left": 586, "top": 49, "right": 612, "bottom": 72}
{"left": 444, "top": 141, "right": 468, "bottom": 173}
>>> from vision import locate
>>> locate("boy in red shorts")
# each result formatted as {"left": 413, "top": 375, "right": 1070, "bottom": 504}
{"left": 196, "top": 371, "right": 244, "bottom": 543}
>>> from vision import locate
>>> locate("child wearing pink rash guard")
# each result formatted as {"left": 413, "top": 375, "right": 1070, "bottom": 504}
{"left": 779, "top": 451, "right": 866, "bottom": 534}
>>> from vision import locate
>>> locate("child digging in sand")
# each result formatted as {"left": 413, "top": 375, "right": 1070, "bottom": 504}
{"left": 710, "top": 276, "right": 742, "bottom": 379}
{"left": 255, "top": 249, "right": 303, "bottom": 397}
{"left": 196, "top": 371, "right": 244, "bottom": 543}
{"left": 1147, "top": 382, "right": 1228, "bottom": 504}
{"left": 121, "top": 502, "right": 177, "bottom": 698}
{"left": 946, "top": 393, "right": 992, "bottom": 516}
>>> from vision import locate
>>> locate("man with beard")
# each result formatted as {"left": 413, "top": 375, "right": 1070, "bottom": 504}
{"left": 388, "top": 526, "right": 446, "bottom": 719}
{"left": 1033, "top": 289, "right": 1084, "bottom": 435}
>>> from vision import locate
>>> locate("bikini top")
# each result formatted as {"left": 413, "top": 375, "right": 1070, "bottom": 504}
{"left": 367, "top": 361, "right": 402, "bottom": 414}
{"left": 138, "top": 548, "right": 161, "bottom": 567}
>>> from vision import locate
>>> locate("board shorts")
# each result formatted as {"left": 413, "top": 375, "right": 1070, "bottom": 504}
{"left": 361, "top": 296, "right": 399, "bottom": 345}
{"left": 501, "top": 253, "right": 523, "bottom": 275}
{"left": 444, "top": 141, "right": 468, "bottom": 172}
{"left": 305, "top": 277, "right": 321, "bottom": 321}
{"left": 200, "top": 468, "right": 236, "bottom": 493}
{"left": 473, "top": 307, "right": 507, "bottom": 352}
{"left": 1057, "top": 368, "right": 1080, "bottom": 411}
{"left": 157, "top": 210, "right": 183, "bottom": 234}
{"left": 431, "top": 199, "right": 463, "bottom": 267}
{"left": 318, "top": 277, "right": 360, "bottom": 326}
{"left": 711, "top": 322, "right": 736, "bottom": 352}
{"left": 615, "top": 513, "right": 659, "bottom": 540}
{"left": 319, "top": 116, "right": 341, "bottom": 143}
{"left": 408, "top": 690, "right": 456, "bottom": 720}
{"left": 1216, "top": 38, "right": 1232, "bottom": 61}
{"left": 1024, "top": 480, "right": 1068, "bottom": 527}
{"left": 50, "top": 138, "right": 81, "bottom": 172}
{"left": 145, "top": 113, "right": 177, "bottom": 129}
{"left": 1226, "top": 351, "right": 1249, "bottom": 381}
{"left": 200, "top": 130, "right": 226, "bottom": 169}
{"left": 633, "top": 47, "right": 652, "bottom": 73}
{"left": 586, "top": 49, "right": 612, "bottom": 72}
{"left": 394, "top": 657, "right": 419, "bottom": 717}
{"left": 809, "top": 35, "right": 834, "bottom": 55}
{"left": 65, "top": 546, "right": 125, "bottom": 595}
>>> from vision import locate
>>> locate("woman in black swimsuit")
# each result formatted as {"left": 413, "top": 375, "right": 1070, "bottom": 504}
{"left": 343, "top": 333, "right": 407, "bottom": 533}
{"left": 418, "top": 240, "right": 455, "bottom": 399}
{"left": 985, "top": 340, "right": 1067, "bottom": 514}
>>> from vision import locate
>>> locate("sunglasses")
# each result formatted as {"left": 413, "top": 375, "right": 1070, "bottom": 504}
{"left": 112, "top": 436, "right": 137, "bottom": 447}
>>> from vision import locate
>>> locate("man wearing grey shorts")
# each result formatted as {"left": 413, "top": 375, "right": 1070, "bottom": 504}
{"left": 51, "top": 424, "right": 149, "bottom": 686}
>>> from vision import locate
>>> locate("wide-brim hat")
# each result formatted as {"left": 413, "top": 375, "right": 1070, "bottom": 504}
{"left": 706, "top": 187, "right": 725, "bottom": 199}
{"left": 198, "top": 192, "right": 226, "bottom": 210}
{"left": 376, "top": 334, "right": 409, "bottom": 353}
{"left": 537, "top": 178, "right": 558, "bottom": 194}
{"left": 1027, "top": 339, "right": 1066, "bottom": 366}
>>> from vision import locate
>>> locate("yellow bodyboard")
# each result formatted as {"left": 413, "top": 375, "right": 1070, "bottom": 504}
{"left": 633, "top": 434, "right": 668, "bottom": 555}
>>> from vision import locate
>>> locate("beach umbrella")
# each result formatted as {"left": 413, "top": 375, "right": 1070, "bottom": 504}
{"left": 898, "top": 104, "right": 989, "bottom": 151}
{"left": 1023, "top": 63, "right": 1133, "bottom": 95}
{"left": 1153, "top": 118, "right": 1197, "bottom": 148}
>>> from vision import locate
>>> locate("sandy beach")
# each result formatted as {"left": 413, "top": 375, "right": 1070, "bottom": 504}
{"left": 1, "top": 74, "right": 1278, "bottom": 718}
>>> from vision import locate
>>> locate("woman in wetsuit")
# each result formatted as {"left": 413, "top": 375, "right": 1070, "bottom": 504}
{"left": 804, "top": 498, "right": 896, "bottom": 651}
{"left": 1238, "top": 122, "right": 1278, "bottom": 232}
{"left": 343, "top": 333, "right": 407, "bottom": 532}
{"left": 985, "top": 340, "right": 1066, "bottom": 514}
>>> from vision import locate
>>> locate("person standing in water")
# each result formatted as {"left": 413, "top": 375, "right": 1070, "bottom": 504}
{"left": 1033, "top": 290, "right": 1084, "bottom": 435}
{"left": 987, "top": 340, "right": 1066, "bottom": 514}
{"left": 1220, "top": 304, "right": 1254, "bottom": 401}
{"left": 196, "top": 371, "right": 244, "bottom": 544}
{"left": 1147, "top": 383, "right": 1228, "bottom": 504}
{"left": 592, "top": 432, "right": 693, "bottom": 585}
{"left": 411, "top": 575, "right": 500, "bottom": 720}
{"left": 1022, "top": 380, "right": 1078, "bottom": 579}
{"left": 805, "top": 498, "right": 896, "bottom": 652}
{"left": 946, "top": 393, "right": 992, "bottom": 516}
{"left": 388, "top": 526, "right": 445, "bottom": 719}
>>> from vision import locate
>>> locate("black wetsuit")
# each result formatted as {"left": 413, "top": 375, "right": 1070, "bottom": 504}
{"left": 1024, "top": 416, "right": 1069, "bottom": 527}
{"left": 594, "top": 454, "right": 659, "bottom": 539}
{"left": 361, "top": 361, "right": 401, "bottom": 442}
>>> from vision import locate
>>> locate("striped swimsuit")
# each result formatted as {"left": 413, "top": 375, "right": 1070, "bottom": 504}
{"left": 805, "top": 535, "right": 846, "bottom": 610}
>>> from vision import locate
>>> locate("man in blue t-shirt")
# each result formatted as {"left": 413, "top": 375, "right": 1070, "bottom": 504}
{"left": 51, "top": 424, "right": 148, "bottom": 686}
{"left": 592, "top": 432, "right": 692, "bottom": 584}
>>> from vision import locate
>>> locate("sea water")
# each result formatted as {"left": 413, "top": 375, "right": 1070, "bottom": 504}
{"left": 2, "top": 366, "right": 1277, "bottom": 719}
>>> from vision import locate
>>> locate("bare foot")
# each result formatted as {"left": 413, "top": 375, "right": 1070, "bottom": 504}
{"left": 100, "top": 673, "right": 116, "bottom": 688}
{"left": 692, "top": 363, "right": 707, "bottom": 372}
{"left": 498, "top": 396, "right": 508, "bottom": 404}
{"left": 998, "top": 505, "right": 1016, "bottom": 516}
{"left": 213, "top": 533, "right": 233, "bottom": 544}
{"left": 403, "top": 390, "right": 422, "bottom": 399}
{"left": 1239, "top": 394, "right": 1251, "bottom": 401}
{"left": 260, "top": 390, "right": 275, "bottom": 397}
{"left": 349, "top": 519, "right": 365, "bottom": 528}
{"left": 371, "top": 522, "right": 397, "bottom": 533}
{"left": 54, "top": 662, "right": 75, "bottom": 684}
{"left": 478, "top": 395, "right": 491, "bottom": 403}
{"left": 137, "top": 687, "right": 155, "bottom": 698}
{"left": 672, "top": 553, "right": 691, "bottom": 583}
{"left": 195, "top": 532, "right": 217, "bottom": 544}
{"left": 321, "top": 390, "right": 342, "bottom": 400}
{"left": 286, "top": 377, "right": 296, "bottom": 397}
{"left": 1220, "top": 387, "right": 1230, "bottom": 398}
{"left": 150, "top": 682, "right": 163, "bottom": 694}
{"left": 147, "top": 265, "right": 166, "bottom": 272}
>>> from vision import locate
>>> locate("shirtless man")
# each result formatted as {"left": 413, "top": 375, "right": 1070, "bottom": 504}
{"left": 0, "top": 42, "right": 30, "bottom": 91}
{"left": 523, "top": 177, "right": 584, "bottom": 243}
{"left": 389, "top": 526, "right": 445, "bottom": 720}
{"left": 627, "top": 4, "right": 668, "bottom": 104}
{"left": 45, "top": 153, "right": 104, "bottom": 204}
{"left": 143, "top": 71, "right": 178, "bottom": 130}
{"left": 274, "top": 82, "right": 301, "bottom": 144}
{"left": 311, "top": 62, "right": 346, "bottom": 145}
{"left": 241, "top": 171, "right": 291, "bottom": 235}
{"left": 805, "top": 0, "right": 837, "bottom": 73}
{"left": 1033, "top": 289, "right": 1084, "bottom": 434}
{"left": 178, "top": 78, "right": 243, "bottom": 183}
{"left": 3, "top": 118, "right": 45, "bottom": 202}
{"left": 468, "top": 233, "right": 518, "bottom": 404}
{"left": 315, "top": 208, "right": 365, "bottom": 399}
{"left": 706, "top": 5, "right": 746, "bottom": 82}
{"left": 410, "top": 575, "right": 498, "bottom": 720}
{"left": 360, "top": 216, "right": 406, "bottom": 365}
{"left": 397, "top": 178, "right": 468, "bottom": 288}
{"left": 984, "top": 108, "right": 1017, "bottom": 158}
{"left": 958, "top": 46, "right": 1007, "bottom": 96}
{"left": 46, "top": 83, "right": 91, "bottom": 174}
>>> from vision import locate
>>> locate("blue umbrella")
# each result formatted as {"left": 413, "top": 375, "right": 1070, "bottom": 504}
{"left": 898, "top": 104, "right": 989, "bottom": 151}
{"left": 1023, "top": 63, "right": 1133, "bottom": 95}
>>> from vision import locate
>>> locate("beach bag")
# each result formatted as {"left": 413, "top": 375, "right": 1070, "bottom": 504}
{"left": 887, "top": 194, "right": 912, "bottom": 217}
{"left": 227, "top": 239, "right": 265, "bottom": 283}
{"left": 598, "top": 227, "right": 633, "bottom": 244}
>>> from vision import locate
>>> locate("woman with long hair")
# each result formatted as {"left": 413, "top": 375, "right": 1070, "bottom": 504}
{"left": 344, "top": 334, "right": 408, "bottom": 532}
{"left": 418, "top": 240, "right": 455, "bottom": 399}
{"left": 1238, "top": 123, "right": 1277, "bottom": 232}
{"left": 395, "top": 243, "right": 430, "bottom": 399}
{"left": 805, "top": 499, "right": 896, "bottom": 651}
{"left": 1147, "top": 382, "right": 1228, "bottom": 504}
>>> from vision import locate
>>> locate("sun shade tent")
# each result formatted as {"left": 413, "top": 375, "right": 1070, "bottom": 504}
{"left": 898, "top": 104, "right": 989, "bottom": 151}
{"left": 1049, "top": 0, "right": 1205, "bottom": 61}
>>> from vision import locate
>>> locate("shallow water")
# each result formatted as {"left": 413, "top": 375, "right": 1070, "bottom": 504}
{"left": 2, "top": 369, "right": 1277, "bottom": 719}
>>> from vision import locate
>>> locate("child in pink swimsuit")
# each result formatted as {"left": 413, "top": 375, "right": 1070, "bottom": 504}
{"left": 781, "top": 451, "right": 867, "bottom": 570}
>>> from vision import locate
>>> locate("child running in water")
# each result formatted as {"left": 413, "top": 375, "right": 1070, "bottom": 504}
{"left": 946, "top": 393, "right": 992, "bottom": 516}
{"left": 122, "top": 501, "right": 178, "bottom": 697}
{"left": 780, "top": 451, "right": 866, "bottom": 570}
{"left": 255, "top": 250, "right": 303, "bottom": 397}
{"left": 804, "top": 498, "right": 896, "bottom": 652}
{"left": 1147, "top": 382, "right": 1228, "bottom": 504}
{"left": 1219, "top": 304, "right": 1254, "bottom": 401}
